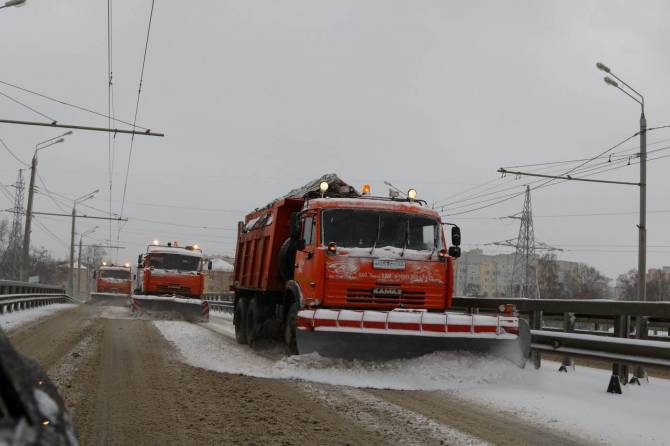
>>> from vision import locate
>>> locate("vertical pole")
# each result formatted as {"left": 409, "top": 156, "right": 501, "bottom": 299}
{"left": 638, "top": 110, "right": 647, "bottom": 302}
{"left": 69, "top": 206, "right": 76, "bottom": 296}
{"left": 77, "top": 236, "right": 83, "bottom": 299}
{"left": 632, "top": 109, "right": 648, "bottom": 383}
{"left": 21, "top": 155, "right": 37, "bottom": 281}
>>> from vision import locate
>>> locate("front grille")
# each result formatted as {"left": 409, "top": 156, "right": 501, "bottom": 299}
{"left": 345, "top": 287, "right": 425, "bottom": 306}
{"left": 157, "top": 284, "right": 190, "bottom": 295}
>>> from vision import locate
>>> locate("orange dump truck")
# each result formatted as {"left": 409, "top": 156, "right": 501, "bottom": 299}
{"left": 135, "top": 242, "right": 205, "bottom": 298}
{"left": 233, "top": 174, "right": 530, "bottom": 365}
{"left": 94, "top": 264, "right": 132, "bottom": 295}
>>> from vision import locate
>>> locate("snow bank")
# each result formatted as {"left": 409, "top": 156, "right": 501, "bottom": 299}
{"left": 154, "top": 317, "right": 531, "bottom": 390}
{"left": 0, "top": 304, "right": 77, "bottom": 332}
{"left": 155, "top": 315, "right": 670, "bottom": 446}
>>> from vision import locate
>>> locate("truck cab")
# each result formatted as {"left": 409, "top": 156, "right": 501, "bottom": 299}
{"left": 136, "top": 242, "right": 205, "bottom": 298}
{"left": 292, "top": 197, "right": 458, "bottom": 311}
{"left": 95, "top": 264, "right": 132, "bottom": 295}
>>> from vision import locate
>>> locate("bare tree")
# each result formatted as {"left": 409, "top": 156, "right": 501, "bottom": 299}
{"left": 538, "top": 253, "right": 563, "bottom": 299}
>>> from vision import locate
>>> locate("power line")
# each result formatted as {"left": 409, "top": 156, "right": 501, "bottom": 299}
{"left": 118, "top": 0, "right": 157, "bottom": 253}
{"left": 0, "top": 135, "right": 28, "bottom": 166}
{"left": 0, "top": 90, "right": 57, "bottom": 123}
{"left": 0, "top": 79, "right": 149, "bottom": 130}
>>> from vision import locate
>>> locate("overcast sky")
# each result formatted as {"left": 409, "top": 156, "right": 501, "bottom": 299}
{"left": 1, "top": 0, "right": 669, "bottom": 279}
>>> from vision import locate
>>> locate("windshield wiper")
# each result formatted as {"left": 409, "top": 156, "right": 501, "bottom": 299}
{"left": 369, "top": 215, "right": 381, "bottom": 255}
{"left": 400, "top": 219, "right": 409, "bottom": 257}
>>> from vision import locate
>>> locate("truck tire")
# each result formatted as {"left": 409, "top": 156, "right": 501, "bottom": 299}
{"left": 234, "top": 298, "right": 248, "bottom": 344}
{"left": 278, "top": 238, "right": 296, "bottom": 281}
{"left": 246, "top": 297, "right": 261, "bottom": 346}
{"left": 284, "top": 302, "right": 299, "bottom": 355}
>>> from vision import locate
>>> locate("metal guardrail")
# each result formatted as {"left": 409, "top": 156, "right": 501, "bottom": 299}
{"left": 202, "top": 292, "right": 234, "bottom": 313}
{"left": 0, "top": 294, "right": 73, "bottom": 314}
{"left": 0, "top": 280, "right": 65, "bottom": 295}
{"left": 453, "top": 296, "right": 670, "bottom": 393}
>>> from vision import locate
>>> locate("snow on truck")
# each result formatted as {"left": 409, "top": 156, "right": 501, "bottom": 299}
{"left": 233, "top": 174, "right": 530, "bottom": 365}
{"left": 94, "top": 263, "right": 132, "bottom": 295}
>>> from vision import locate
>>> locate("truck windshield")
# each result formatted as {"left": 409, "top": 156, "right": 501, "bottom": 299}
{"left": 149, "top": 254, "right": 201, "bottom": 271}
{"left": 99, "top": 270, "right": 130, "bottom": 280}
{"left": 322, "top": 209, "right": 440, "bottom": 252}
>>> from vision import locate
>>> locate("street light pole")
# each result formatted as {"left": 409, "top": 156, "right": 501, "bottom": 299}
{"left": 597, "top": 62, "right": 646, "bottom": 302}
{"left": 597, "top": 61, "right": 647, "bottom": 384}
{"left": 20, "top": 132, "right": 71, "bottom": 281}
{"left": 77, "top": 226, "right": 97, "bottom": 298}
{"left": 69, "top": 190, "right": 98, "bottom": 295}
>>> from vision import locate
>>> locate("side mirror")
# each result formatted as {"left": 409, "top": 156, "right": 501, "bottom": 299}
{"left": 92, "top": 271, "right": 97, "bottom": 279}
{"left": 451, "top": 226, "right": 461, "bottom": 246}
{"left": 137, "top": 254, "right": 143, "bottom": 266}
{"left": 289, "top": 212, "right": 301, "bottom": 240}
{"left": 448, "top": 246, "right": 461, "bottom": 258}
{"left": 208, "top": 260, "right": 213, "bottom": 271}
{"left": 133, "top": 274, "right": 137, "bottom": 280}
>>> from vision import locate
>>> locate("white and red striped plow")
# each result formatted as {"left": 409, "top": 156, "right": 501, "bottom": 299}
{"left": 296, "top": 309, "right": 530, "bottom": 367}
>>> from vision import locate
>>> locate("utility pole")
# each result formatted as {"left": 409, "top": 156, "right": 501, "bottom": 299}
{"left": 20, "top": 156, "right": 37, "bottom": 281}
{"left": 597, "top": 62, "right": 647, "bottom": 302}
{"left": 20, "top": 134, "right": 69, "bottom": 281}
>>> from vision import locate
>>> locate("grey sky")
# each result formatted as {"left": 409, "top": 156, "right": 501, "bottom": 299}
{"left": 1, "top": 0, "right": 669, "bottom": 279}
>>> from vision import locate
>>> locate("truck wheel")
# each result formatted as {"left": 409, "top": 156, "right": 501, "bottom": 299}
{"left": 246, "top": 297, "right": 261, "bottom": 346}
{"left": 234, "top": 298, "right": 249, "bottom": 344}
{"left": 284, "top": 302, "right": 298, "bottom": 355}
{"left": 278, "top": 238, "right": 297, "bottom": 281}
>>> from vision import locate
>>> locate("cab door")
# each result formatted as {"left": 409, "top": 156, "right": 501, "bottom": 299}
{"left": 293, "top": 214, "right": 323, "bottom": 306}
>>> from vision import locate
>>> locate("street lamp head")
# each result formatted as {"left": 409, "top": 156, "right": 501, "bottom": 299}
{"left": 604, "top": 76, "right": 619, "bottom": 88}
{"left": 3, "top": 0, "right": 26, "bottom": 7}
{"left": 63, "top": 131, "right": 73, "bottom": 136}
{"left": 55, "top": 138, "right": 65, "bottom": 144}
{"left": 596, "top": 62, "right": 611, "bottom": 73}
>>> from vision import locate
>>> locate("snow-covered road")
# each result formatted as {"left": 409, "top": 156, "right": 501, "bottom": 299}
{"left": 153, "top": 313, "right": 670, "bottom": 446}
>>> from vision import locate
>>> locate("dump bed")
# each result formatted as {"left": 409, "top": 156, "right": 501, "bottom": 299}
{"left": 234, "top": 198, "right": 304, "bottom": 292}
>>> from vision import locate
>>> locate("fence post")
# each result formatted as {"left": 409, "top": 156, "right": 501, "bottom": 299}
{"left": 559, "top": 312, "right": 576, "bottom": 372}
{"left": 529, "top": 309, "right": 542, "bottom": 369}
{"left": 608, "top": 315, "right": 629, "bottom": 394}
{"left": 630, "top": 316, "right": 649, "bottom": 385}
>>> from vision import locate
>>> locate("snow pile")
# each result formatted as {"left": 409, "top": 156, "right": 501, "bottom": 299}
{"left": 0, "top": 304, "right": 77, "bottom": 332}
{"left": 154, "top": 318, "right": 530, "bottom": 391}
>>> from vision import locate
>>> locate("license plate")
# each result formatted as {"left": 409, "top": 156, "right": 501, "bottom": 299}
{"left": 373, "top": 259, "right": 405, "bottom": 270}
{"left": 373, "top": 287, "right": 402, "bottom": 296}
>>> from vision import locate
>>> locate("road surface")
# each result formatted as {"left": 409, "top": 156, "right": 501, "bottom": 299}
{"left": 7, "top": 302, "right": 595, "bottom": 446}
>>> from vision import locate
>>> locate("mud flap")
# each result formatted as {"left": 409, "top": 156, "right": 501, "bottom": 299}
{"left": 296, "top": 317, "right": 531, "bottom": 368}
{"left": 131, "top": 296, "right": 209, "bottom": 322}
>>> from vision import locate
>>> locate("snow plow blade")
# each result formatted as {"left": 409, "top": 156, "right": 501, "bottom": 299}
{"left": 89, "top": 292, "right": 130, "bottom": 306}
{"left": 296, "top": 309, "right": 531, "bottom": 368}
{"left": 131, "top": 295, "right": 209, "bottom": 322}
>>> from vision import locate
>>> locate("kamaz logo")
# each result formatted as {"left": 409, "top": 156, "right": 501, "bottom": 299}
{"left": 373, "top": 287, "right": 402, "bottom": 296}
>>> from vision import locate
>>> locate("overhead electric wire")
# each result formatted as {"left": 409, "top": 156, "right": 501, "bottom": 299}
{"left": 32, "top": 216, "right": 68, "bottom": 248}
{"left": 0, "top": 79, "right": 149, "bottom": 130}
{"left": 0, "top": 90, "right": 57, "bottom": 123}
{"left": 107, "top": 0, "right": 116, "bottom": 252}
{"left": 118, "top": 0, "right": 156, "bottom": 249}
{"left": 0, "top": 135, "right": 28, "bottom": 166}
{"left": 36, "top": 172, "right": 69, "bottom": 214}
